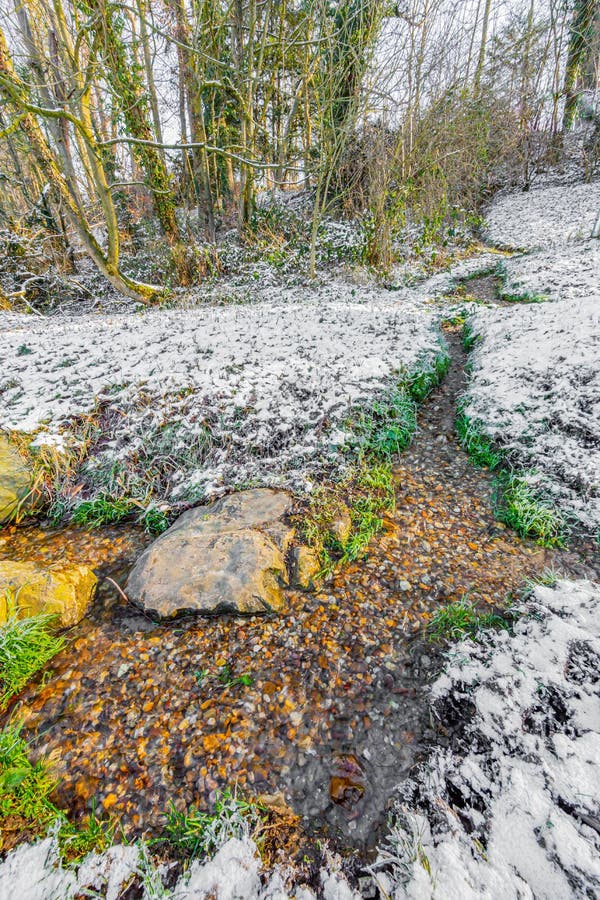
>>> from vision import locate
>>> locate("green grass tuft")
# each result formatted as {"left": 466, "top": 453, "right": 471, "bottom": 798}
{"left": 352, "top": 388, "right": 417, "bottom": 460}
{"left": 0, "top": 722, "right": 114, "bottom": 860}
{"left": 462, "top": 323, "right": 481, "bottom": 352}
{"left": 429, "top": 595, "right": 514, "bottom": 642}
{"left": 57, "top": 802, "right": 116, "bottom": 863}
{"left": 139, "top": 506, "right": 170, "bottom": 535}
{"left": 339, "top": 461, "right": 396, "bottom": 564}
{"left": 341, "top": 496, "right": 385, "bottom": 564}
{"left": 71, "top": 494, "right": 134, "bottom": 528}
{"left": 407, "top": 351, "right": 451, "bottom": 403}
{"left": 0, "top": 722, "right": 60, "bottom": 829}
{"left": 303, "top": 347, "right": 451, "bottom": 575}
{"left": 0, "top": 604, "right": 65, "bottom": 709}
{"left": 455, "top": 409, "right": 502, "bottom": 470}
{"left": 500, "top": 289, "right": 548, "bottom": 304}
{"left": 494, "top": 474, "right": 567, "bottom": 548}
{"left": 164, "top": 789, "right": 264, "bottom": 860}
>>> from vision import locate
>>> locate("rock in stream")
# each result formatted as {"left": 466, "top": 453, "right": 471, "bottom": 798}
{"left": 125, "top": 488, "right": 294, "bottom": 617}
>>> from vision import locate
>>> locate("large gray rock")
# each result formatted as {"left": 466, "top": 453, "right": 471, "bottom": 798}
{"left": 125, "top": 489, "right": 294, "bottom": 618}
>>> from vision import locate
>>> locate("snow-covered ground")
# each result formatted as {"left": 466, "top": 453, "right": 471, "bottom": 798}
{"left": 0, "top": 256, "right": 497, "bottom": 506}
{"left": 1, "top": 579, "right": 597, "bottom": 900}
{"left": 485, "top": 179, "right": 600, "bottom": 250}
{"left": 499, "top": 240, "right": 600, "bottom": 303}
{"left": 0, "top": 291, "right": 443, "bottom": 503}
{"left": 463, "top": 296, "right": 599, "bottom": 531}
{"left": 373, "top": 579, "right": 600, "bottom": 900}
{"left": 0, "top": 830, "right": 361, "bottom": 899}
{"left": 464, "top": 179, "right": 600, "bottom": 533}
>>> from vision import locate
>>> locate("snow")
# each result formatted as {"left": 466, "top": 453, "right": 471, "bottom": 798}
{"left": 463, "top": 179, "right": 600, "bottom": 533}
{"left": 0, "top": 836, "right": 139, "bottom": 900}
{"left": 463, "top": 295, "right": 600, "bottom": 530}
{"left": 177, "top": 837, "right": 262, "bottom": 899}
{"left": 0, "top": 281, "right": 447, "bottom": 504}
{"left": 485, "top": 179, "right": 600, "bottom": 249}
{"left": 499, "top": 239, "right": 600, "bottom": 303}
{"left": 0, "top": 838, "right": 74, "bottom": 900}
{"left": 375, "top": 579, "right": 600, "bottom": 899}
{"left": 0, "top": 833, "right": 358, "bottom": 899}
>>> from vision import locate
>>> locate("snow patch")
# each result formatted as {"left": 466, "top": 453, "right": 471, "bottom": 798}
{"left": 0, "top": 837, "right": 139, "bottom": 900}
{"left": 375, "top": 579, "right": 600, "bottom": 899}
{"left": 465, "top": 179, "right": 600, "bottom": 532}
{"left": 485, "top": 179, "right": 600, "bottom": 249}
{"left": 500, "top": 240, "right": 600, "bottom": 303}
{"left": 0, "top": 286, "right": 443, "bottom": 504}
{"left": 464, "top": 296, "right": 599, "bottom": 530}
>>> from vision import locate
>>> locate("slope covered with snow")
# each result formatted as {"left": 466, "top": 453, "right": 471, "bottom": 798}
{"left": 485, "top": 179, "right": 600, "bottom": 249}
{"left": 464, "top": 179, "right": 600, "bottom": 533}
{"left": 374, "top": 579, "right": 600, "bottom": 899}
{"left": 499, "top": 239, "right": 600, "bottom": 303}
{"left": 0, "top": 293, "right": 442, "bottom": 503}
{"left": 464, "top": 296, "right": 600, "bottom": 530}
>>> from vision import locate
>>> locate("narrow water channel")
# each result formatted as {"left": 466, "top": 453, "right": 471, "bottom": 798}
{"left": 1, "top": 326, "right": 594, "bottom": 859}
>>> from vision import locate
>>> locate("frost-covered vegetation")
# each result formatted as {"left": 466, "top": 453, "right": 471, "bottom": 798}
{"left": 461, "top": 179, "right": 600, "bottom": 535}
{"left": 0, "top": 294, "right": 445, "bottom": 517}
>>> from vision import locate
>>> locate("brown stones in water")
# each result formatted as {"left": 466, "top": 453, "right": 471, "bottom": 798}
{"left": 0, "top": 561, "right": 97, "bottom": 626}
{"left": 125, "top": 488, "right": 295, "bottom": 618}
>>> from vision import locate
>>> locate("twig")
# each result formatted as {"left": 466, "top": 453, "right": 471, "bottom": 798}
{"left": 105, "top": 576, "right": 131, "bottom": 604}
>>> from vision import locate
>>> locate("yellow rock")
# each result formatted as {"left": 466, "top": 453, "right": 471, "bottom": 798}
{"left": 0, "top": 436, "right": 33, "bottom": 525}
{"left": 292, "top": 545, "right": 322, "bottom": 590}
{"left": 329, "top": 506, "right": 352, "bottom": 545}
{"left": 0, "top": 561, "right": 97, "bottom": 627}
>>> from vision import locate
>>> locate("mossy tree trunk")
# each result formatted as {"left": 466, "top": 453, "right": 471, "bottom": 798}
{"left": 563, "top": 0, "right": 600, "bottom": 130}
{"left": 89, "top": 0, "right": 181, "bottom": 247}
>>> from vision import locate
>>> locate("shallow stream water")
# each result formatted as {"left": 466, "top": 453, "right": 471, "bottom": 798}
{"left": 1, "top": 328, "right": 597, "bottom": 859}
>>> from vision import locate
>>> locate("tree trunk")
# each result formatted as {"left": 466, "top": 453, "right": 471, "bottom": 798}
{"left": 473, "top": 0, "right": 492, "bottom": 98}
{"left": 90, "top": 0, "right": 181, "bottom": 244}
{"left": 563, "top": 0, "right": 599, "bottom": 130}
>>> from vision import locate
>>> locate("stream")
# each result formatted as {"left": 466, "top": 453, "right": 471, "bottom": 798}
{"left": 0, "top": 323, "right": 596, "bottom": 860}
